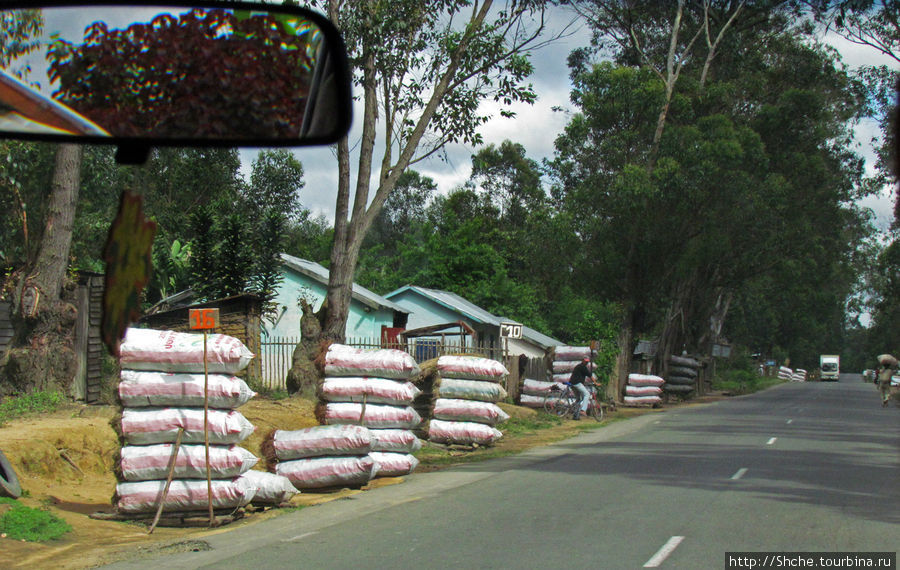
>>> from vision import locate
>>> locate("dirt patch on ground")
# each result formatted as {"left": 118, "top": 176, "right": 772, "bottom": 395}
{"left": 0, "top": 392, "right": 727, "bottom": 568}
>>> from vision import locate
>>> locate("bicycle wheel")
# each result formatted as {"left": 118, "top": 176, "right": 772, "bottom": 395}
{"left": 555, "top": 391, "right": 576, "bottom": 417}
{"left": 587, "top": 400, "right": 603, "bottom": 422}
{"left": 543, "top": 392, "right": 564, "bottom": 415}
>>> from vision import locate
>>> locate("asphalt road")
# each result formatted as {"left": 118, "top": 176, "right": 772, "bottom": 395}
{"left": 104, "top": 377, "right": 899, "bottom": 569}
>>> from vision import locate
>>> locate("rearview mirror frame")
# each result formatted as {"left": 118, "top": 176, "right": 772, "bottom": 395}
{"left": 0, "top": 0, "right": 352, "bottom": 161}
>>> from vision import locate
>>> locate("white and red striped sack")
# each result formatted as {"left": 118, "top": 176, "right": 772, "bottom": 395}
{"left": 321, "top": 403, "right": 422, "bottom": 429}
{"left": 370, "top": 452, "right": 418, "bottom": 477}
{"left": 120, "top": 408, "right": 255, "bottom": 445}
{"left": 237, "top": 470, "right": 298, "bottom": 504}
{"left": 428, "top": 419, "right": 503, "bottom": 446}
{"left": 551, "top": 360, "right": 579, "bottom": 374}
{"left": 551, "top": 372, "right": 598, "bottom": 383}
{"left": 433, "top": 398, "right": 510, "bottom": 426}
{"left": 627, "top": 374, "right": 665, "bottom": 387}
{"left": 115, "top": 477, "right": 256, "bottom": 514}
{"left": 436, "top": 378, "right": 507, "bottom": 403}
{"left": 521, "top": 378, "right": 565, "bottom": 397}
{"left": 118, "top": 370, "right": 256, "bottom": 409}
{"left": 272, "top": 425, "right": 372, "bottom": 460}
{"left": 625, "top": 385, "right": 663, "bottom": 397}
{"left": 553, "top": 346, "right": 593, "bottom": 361}
{"left": 119, "top": 443, "right": 258, "bottom": 481}
{"left": 623, "top": 395, "right": 662, "bottom": 405}
{"left": 323, "top": 344, "right": 419, "bottom": 379}
{"left": 318, "top": 377, "right": 420, "bottom": 405}
{"left": 436, "top": 355, "right": 508, "bottom": 381}
{"left": 119, "top": 328, "right": 254, "bottom": 374}
{"left": 369, "top": 429, "right": 422, "bottom": 453}
{"left": 517, "top": 394, "right": 546, "bottom": 408}
{"left": 275, "top": 455, "right": 377, "bottom": 490}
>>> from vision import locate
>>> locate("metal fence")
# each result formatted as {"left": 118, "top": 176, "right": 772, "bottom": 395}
{"left": 258, "top": 335, "right": 511, "bottom": 391}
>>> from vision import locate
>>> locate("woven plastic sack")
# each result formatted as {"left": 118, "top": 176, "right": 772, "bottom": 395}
{"left": 324, "top": 344, "right": 419, "bottom": 379}
{"left": 433, "top": 398, "right": 510, "bottom": 426}
{"left": 120, "top": 408, "right": 255, "bottom": 445}
{"left": 318, "top": 377, "right": 420, "bottom": 405}
{"left": 115, "top": 477, "right": 256, "bottom": 514}
{"left": 517, "top": 394, "right": 545, "bottom": 408}
{"left": 521, "top": 378, "right": 565, "bottom": 397}
{"left": 370, "top": 452, "right": 419, "bottom": 477}
{"left": 551, "top": 372, "right": 598, "bottom": 383}
{"left": 276, "top": 455, "right": 377, "bottom": 490}
{"left": 118, "top": 370, "right": 256, "bottom": 409}
{"left": 625, "top": 385, "right": 663, "bottom": 397}
{"left": 436, "top": 355, "right": 508, "bottom": 381}
{"left": 119, "top": 443, "right": 258, "bottom": 481}
{"left": 321, "top": 403, "right": 422, "bottom": 429}
{"left": 238, "top": 470, "right": 298, "bottom": 504}
{"left": 273, "top": 425, "right": 372, "bottom": 461}
{"left": 436, "top": 378, "right": 507, "bottom": 403}
{"left": 369, "top": 429, "right": 422, "bottom": 453}
{"left": 627, "top": 374, "right": 665, "bottom": 387}
{"left": 553, "top": 346, "right": 593, "bottom": 361}
{"left": 623, "top": 395, "right": 662, "bottom": 405}
{"left": 428, "top": 419, "right": 503, "bottom": 446}
{"left": 119, "top": 328, "right": 254, "bottom": 374}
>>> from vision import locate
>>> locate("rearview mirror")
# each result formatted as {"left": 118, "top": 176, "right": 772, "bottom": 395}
{"left": 0, "top": 1, "right": 352, "bottom": 155}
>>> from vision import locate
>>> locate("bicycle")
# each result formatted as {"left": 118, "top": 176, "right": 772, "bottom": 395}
{"left": 543, "top": 381, "right": 603, "bottom": 422}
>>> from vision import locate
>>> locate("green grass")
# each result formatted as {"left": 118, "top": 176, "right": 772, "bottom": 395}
{"left": 712, "top": 369, "right": 785, "bottom": 395}
{"left": 501, "top": 412, "right": 564, "bottom": 436}
{"left": 0, "top": 391, "right": 65, "bottom": 427}
{"left": 0, "top": 498, "right": 72, "bottom": 542}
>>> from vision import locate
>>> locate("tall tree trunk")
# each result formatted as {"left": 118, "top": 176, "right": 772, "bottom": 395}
{"left": 1, "top": 144, "right": 82, "bottom": 396}
{"left": 30, "top": 144, "right": 83, "bottom": 301}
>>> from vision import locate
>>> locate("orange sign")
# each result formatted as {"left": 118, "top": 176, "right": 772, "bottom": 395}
{"left": 189, "top": 308, "right": 220, "bottom": 330}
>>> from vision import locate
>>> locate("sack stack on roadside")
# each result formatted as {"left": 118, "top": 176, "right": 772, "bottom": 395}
{"left": 792, "top": 369, "right": 807, "bottom": 382}
{"left": 113, "top": 328, "right": 296, "bottom": 515}
{"left": 314, "top": 343, "right": 423, "bottom": 479}
{"left": 264, "top": 424, "right": 378, "bottom": 490}
{"left": 624, "top": 374, "right": 664, "bottom": 406}
{"left": 517, "top": 378, "right": 566, "bottom": 408}
{"left": 548, "top": 345, "right": 597, "bottom": 384}
{"left": 778, "top": 366, "right": 794, "bottom": 381}
{"left": 425, "top": 355, "right": 510, "bottom": 446}
{"left": 664, "top": 354, "right": 700, "bottom": 398}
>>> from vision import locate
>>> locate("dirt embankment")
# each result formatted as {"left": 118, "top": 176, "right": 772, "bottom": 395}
{"left": 0, "top": 394, "right": 726, "bottom": 569}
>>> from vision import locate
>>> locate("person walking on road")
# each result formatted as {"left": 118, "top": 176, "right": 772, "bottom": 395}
{"left": 569, "top": 356, "right": 593, "bottom": 420}
{"left": 876, "top": 354, "right": 898, "bottom": 407}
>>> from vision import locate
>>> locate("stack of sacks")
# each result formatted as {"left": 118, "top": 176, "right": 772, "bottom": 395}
{"left": 264, "top": 425, "right": 379, "bottom": 490}
{"left": 315, "top": 343, "right": 422, "bottom": 478}
{"left": 777, "top": 366, "right": 793, "bottom": 381}
{"left": 427, "top": 355, "right": 510, "bottom": 446}
{"left": 549, "top": 346, "right": 597, "bottom": 384}
{"left": 517, "top": 378, "right": 566, "bottom": 408}
{"left": 114, "top": 328, "right": 295, "bottom": 514}
{"left": 624, "top": 374, "right": 664, "bottom": 406}
{"left": 665, "top": 354, "right": 700, "bottom": 397}
{"left": 792, "top": 369, "right": 807, "bottom": 382}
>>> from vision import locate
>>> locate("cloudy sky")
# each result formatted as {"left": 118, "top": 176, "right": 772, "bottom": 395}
{"left": 242, "top": 5, "right": 898, "bottom": 232}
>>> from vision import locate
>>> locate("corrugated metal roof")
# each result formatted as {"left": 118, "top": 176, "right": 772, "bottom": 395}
{"left": 386, "top": 285, "right": 560, "bottom": 349}
{"left": 280, "top": 254, "right": 408, "bottom": 314}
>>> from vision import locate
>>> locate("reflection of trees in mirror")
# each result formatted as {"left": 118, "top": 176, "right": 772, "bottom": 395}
{"left": 46, "top": 9, "right": 320, "bottom": 139}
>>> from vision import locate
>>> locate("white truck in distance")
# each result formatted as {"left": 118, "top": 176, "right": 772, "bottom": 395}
{"left": 819, "top": 354, "right": 840, "bottom": 382}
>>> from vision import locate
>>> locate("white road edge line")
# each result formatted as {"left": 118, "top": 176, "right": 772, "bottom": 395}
{"left": 731, "top": 468, "right": 748, "bottom": 480}
{"left": 766, "top": 437, "right": 777, "bottom": 445}
{"left": 282, "top": 531, "right": 319, "bottom": 542}
{"left": 643, "top": 536, "right": 685, "bottom": 567}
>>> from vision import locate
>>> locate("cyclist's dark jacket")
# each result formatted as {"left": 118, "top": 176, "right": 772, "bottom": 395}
{"left": 569, "top": 362, "right": 591, "bottom": 385}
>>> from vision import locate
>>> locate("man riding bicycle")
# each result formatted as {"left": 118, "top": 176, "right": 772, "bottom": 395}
{"left": 569, "top": 356, "right": 593, "bottom": 420}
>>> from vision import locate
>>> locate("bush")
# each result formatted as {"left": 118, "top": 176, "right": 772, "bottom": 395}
{"left": 0, "top": 391, "right": 65, "bottom": 427}
{"left": 0, "top": 498, "right": 72, "bottom": 542}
